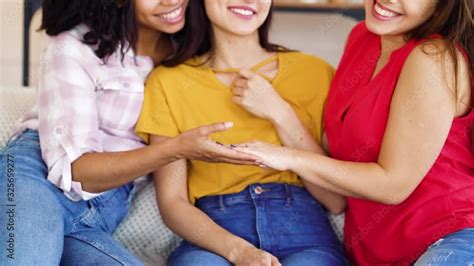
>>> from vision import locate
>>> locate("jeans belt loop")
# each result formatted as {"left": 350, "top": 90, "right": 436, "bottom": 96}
{"left": 284, "top": 184, "right": 292, "bottom": 206}
{"left": 218, "top": 195, "right": 226, "bottom": 211}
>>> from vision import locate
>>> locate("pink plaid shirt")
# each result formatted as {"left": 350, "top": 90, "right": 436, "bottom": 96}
{"left": 14, "top": 25, "right": 154, "bottom": 201}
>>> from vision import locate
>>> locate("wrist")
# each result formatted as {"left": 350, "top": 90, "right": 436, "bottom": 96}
{"left": 151, "top": 137, "right": 182, "bottom": 163}
{"left": 284, "top": 147, "right": 300, "bottom": 171}
{"left": 226, "top": 238, "right": 253, "bottom": 263}
{"left": 169, "top": 136, "right": 186, "bottom": 160}
{"left": 268, "top": 101, "right": 294, "bottom": 125}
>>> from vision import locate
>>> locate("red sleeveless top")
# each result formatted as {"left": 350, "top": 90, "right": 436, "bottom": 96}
{"left": 324, "top": 22, "right": 474, "bottom": 265}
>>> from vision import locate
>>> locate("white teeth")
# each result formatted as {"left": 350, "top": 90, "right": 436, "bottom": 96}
{"left": 374, "top": 3, "right": 398, "bottom": 18}
{"left": 159, "top": 6, "right": 182, "bottom": 20}
{"left": 230, "top": 8, "right": 254, "bottom": 16}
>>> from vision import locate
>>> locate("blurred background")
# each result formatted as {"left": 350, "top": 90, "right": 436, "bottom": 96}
{"left": 0, "top": 0, "right": 364, "bottom": 88}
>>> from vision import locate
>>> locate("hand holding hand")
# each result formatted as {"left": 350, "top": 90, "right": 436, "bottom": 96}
{"left": 174, "top": 122, "right": 261, "bottom": 165}
{"left": 234, "top": 141, "right": 293, "bottom": 171}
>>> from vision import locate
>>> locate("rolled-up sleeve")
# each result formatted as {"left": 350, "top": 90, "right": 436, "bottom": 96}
{"left": 37, "top": 35, "right": 104, "bottom": 201}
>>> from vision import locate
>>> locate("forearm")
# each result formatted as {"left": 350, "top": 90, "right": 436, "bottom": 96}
{"left": 271, "top": 105, "right": 346, "bottom": 213}
{"left": 270, "top": 103, "right": 324, "bottom": 154}
{"left": 161, "top": 199, "right": 254, "bottom": 263}
{"left": 154, "top": 159, "right": 254, "bottom": 263}
{"left": 73, "top": 137, "right": 179, "bottom": 193}
{"left": 288, "top": 149, "right": 401, "bottom": 204}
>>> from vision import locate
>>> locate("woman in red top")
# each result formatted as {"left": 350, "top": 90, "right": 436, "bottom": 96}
{"left": 234, "top": 0, "right": 474, "bottom": 265}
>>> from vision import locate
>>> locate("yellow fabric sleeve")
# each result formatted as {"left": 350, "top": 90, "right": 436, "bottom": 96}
{"left": 306, "top": 60, "right": 335, "bottom": 144}
{"left": 135, "top": 70, "right": 180, "bottom": 144}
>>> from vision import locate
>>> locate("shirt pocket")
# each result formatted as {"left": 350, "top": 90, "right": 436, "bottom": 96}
{"left": 95, "top": 72, "right": 145, "bottom": 132}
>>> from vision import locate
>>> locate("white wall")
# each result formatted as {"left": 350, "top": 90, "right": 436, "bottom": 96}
{"left": 0, "top": 0, "right": 24, "bottom": 87}
{"left": 271, "top": 11, "right": 358, "bottom": 67}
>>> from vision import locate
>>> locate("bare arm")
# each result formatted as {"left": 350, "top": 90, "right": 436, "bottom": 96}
{"left": 150, "top": 135, "right": 279, "bottom": 265}
{"left": 74, "top": 122, "right": 259, "bottom": 193}
{"left": 269, "top": 104, "right": 346, "bottom": 214}
{"left": 233, "top": 69, "right": 346, "bottom": 214}
{"left": 238, "top": 45, "right": 469, "bottom": 205}
{"left": 72, "top": 138, "right": 176, "bottom": 193}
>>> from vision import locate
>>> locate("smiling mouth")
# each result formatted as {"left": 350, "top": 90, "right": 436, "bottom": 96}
{"left": 228, "top": 6, "right": 257, "bottom": 19}
{"left": 373, "top": 2, "right": 402, "bottom": 19}
{"left": 155, "top": 5, "right": 184, "bottom": 22}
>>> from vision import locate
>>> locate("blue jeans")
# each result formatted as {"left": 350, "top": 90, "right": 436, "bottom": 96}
{"left": 415, "top": 228, "right": 474, "bottom": 265}
{"left": 168, "top": 183, "right": 348, "bottom": 266}
{"left": 0, "top": 129, "right": 142, "bottom": 265}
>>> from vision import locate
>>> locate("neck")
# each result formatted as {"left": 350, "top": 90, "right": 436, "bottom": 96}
{"left": 208, "top": 26, "right": 269, "bottom": 69}
{"left": 380, "top": 34, "right": 407, "bottom": 57}
{"left": 136, "top": 26, "right": 171, "bottom": 65}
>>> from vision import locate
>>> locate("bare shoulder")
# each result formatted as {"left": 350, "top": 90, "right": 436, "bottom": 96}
{"left": 400, "top": 40, "right": 471, "bottom": 117}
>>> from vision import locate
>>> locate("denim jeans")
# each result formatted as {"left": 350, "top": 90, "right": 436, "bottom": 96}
{"left": 168, "top": 183, "right": 348, "bottom": 266}
{"left": 0, "top": 129, "right": 142, "bottom": 265}
{"left": 415, "top": 228, "right": 474, "bottom": 265}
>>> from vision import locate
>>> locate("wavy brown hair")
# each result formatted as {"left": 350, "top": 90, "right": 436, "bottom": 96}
{"left": 406, "top": 0, "right": 473, "bottom": 94}
{"left": 406, "top": 0, "right": 473, "bottom": 148}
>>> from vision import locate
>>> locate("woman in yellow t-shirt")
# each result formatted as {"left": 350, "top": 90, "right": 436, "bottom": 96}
{"left": 136, "top": 1, "right": 347, "bottom": 265}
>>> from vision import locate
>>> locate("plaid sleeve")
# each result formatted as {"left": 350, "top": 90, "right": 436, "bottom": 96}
{"left": 37, "top": 35, "right": 104, "bottom": 201}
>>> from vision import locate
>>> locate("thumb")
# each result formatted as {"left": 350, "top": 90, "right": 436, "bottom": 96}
{"left": 271, "top": 255, "right": 281, "bottom": 266}
{"left": 198, "top": 122, "right": 234, "bottom": 136}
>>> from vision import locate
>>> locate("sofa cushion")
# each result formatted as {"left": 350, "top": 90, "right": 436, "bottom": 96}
{"left": 0, "top": 87, "right": 37, "bottom": 148}
{"left": 113, "top": 181, "right": 181, "bottom": 266}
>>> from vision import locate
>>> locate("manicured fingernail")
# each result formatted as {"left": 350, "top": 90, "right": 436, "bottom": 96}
{"left": 224, "top": 122, "right": 234, "bottom": 128}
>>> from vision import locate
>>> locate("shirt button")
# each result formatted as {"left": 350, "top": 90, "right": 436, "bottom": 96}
{"left": 254, "top": 186, "right": 263, "bottom": 195}
{"left": 123, "top": 82, "right": 130, "bottom": 88}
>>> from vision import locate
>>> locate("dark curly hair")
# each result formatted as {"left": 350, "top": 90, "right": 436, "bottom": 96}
{"left": 40, "top": 0, "right": 198, "bottom": 66}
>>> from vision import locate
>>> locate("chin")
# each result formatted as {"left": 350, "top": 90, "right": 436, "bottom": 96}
{"left": 365, "top": 19, "right": 395, "bottom": 36}
{"left": 367, "top": 22, "right": 410, "bottom": 38}
{"left": 226, "top": 25, "right": 259, "bottom": 36}
{"left": 365, "top": 20, "right": 385, "bottom": 35}
{"left": 157, "top": 23, "right": 186, "bottom": 34}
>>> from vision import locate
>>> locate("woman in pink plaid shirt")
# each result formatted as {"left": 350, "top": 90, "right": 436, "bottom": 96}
{"left": 0, "top": 0, "right": 258, "bottom": 265}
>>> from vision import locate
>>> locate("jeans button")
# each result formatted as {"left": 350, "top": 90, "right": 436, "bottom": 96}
{"left": 254, "top": 186, "right": 263, "bottom": 195}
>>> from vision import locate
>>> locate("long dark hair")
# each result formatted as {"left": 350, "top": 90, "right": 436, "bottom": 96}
{"left": 406, "top": 0, "right": 473, "bottom": 95}
{"left": 168, "top": 0, "right": 284, "bottom": 66}
{"left": 405, "top": 0, "right": 473, "bottom": 148}
{"left": 40, "top": 0, "right": 197, "bottom": 66}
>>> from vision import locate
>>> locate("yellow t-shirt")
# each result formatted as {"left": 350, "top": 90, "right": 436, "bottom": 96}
{"left": 136, "top": 52, "right": 334, "bottom": 204}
